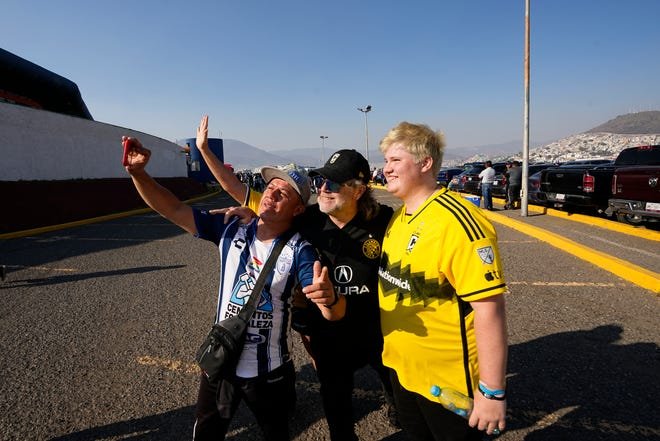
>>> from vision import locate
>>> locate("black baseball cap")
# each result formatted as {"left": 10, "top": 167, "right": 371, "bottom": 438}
{"left": 309, "top": 149, "right": 371, "bottom": 184}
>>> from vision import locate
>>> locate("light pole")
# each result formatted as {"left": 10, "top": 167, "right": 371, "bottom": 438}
{"left": 521, "top": 0, "right": 530, "bottom": 217}
{"left": 319, "top": 135, "right": 328, "bottom": 166}
{"left": 357, "top": 105, "right": 372, "bottom": 162}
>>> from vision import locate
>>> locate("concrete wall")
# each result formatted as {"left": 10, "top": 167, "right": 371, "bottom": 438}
{"left": 0, "top": 102, "right": 187, "bottom": 180}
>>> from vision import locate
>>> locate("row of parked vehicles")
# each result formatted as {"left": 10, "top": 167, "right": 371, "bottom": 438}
{"left": 440, "top": 144, "right": 660, "bottom": 226}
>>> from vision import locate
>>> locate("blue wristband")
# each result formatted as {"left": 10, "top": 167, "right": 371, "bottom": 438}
{"left": 478, "top": 382, "right": 506, "bottom": 400}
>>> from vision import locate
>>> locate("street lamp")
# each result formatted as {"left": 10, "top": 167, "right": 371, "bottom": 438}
{"left": 357, "top": 105, "right": 372, "bottom": 162}
{"left": 319, "top": 135, "right": 328, "bottom": 166}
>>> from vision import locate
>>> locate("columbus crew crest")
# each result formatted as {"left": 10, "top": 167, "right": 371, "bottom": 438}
{"left": 477, "top": 246, "right": 495, "bottom": 264}
{"left": 406, "top": 234, "right": 419, "bottom": 254}
{"left": 362, "top": 238, "right": 381, "bottom": 259}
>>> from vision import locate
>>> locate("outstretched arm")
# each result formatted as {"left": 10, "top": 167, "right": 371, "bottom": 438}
{"left": 123, "top": 136, "right": 196, "bottom": 234}
{"left": 196, "top": 115, "right": 248, "bottom": 204}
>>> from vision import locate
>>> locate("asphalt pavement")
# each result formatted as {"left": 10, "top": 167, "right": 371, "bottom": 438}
{"left": 0, "top": 189, "right": 658, "bottom": 441}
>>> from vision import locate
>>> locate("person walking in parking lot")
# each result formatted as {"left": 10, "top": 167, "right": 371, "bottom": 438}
{"left": 505, "top": 161, "right": 522, "bottom": 210}
{"left": 478, "top": 160, "right": 496, "bottom": 210}
{"left": 379, "top": 122, "right": 508, "bottom": 440}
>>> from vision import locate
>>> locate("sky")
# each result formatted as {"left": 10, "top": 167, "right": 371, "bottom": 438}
{"left": 3, "top": 0, "right": 660, "bottom": 154}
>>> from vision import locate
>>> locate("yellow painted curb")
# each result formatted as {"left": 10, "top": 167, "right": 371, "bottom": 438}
{"left": 526, "top": 204, "right": 659, "bottom": 242}
{"left": 0, "top": 191, "right": 221, "bottom": 240}
{"left": 484, "top": 210, "right": 660, "bottom": 294}
{"left": 489, "top": 196, "right": 660, "bottom": 241}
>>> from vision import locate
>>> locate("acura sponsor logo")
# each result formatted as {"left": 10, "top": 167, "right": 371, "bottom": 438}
{"left": 334, "top": 265, "right": 353, "bottom": 283}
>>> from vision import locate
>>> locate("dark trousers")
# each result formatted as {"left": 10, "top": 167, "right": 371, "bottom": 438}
{"left": 193, "top": 361, "right": 296, "bottom": 441}
{"left": 311, "top": 336, "right": 395, "bottom": 441}
{"left": 507, "top": 184, "right": 521, "bottom": 208}
{"left": 390, "top": 370, "right": 482, "bottom": 441}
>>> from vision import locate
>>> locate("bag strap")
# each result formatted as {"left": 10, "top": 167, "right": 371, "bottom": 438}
{"left": 237, "top": 229, "right": 295, "bottom": 321}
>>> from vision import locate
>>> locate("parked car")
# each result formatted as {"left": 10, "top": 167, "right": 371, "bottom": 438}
{"left": 528, "top": 170, "right": 547, "bottom": 205}
{"left": 456, "top": 164, "right": 486, "bottom": 194}
{"left": 540, "top": 148, "right": 655, "bottom": 214}
{"left": 436, "top": 167, "right": 464, "bottom": 187}
{"left": 460, "top": 162, "right": 508, "bottom": 195}
{"left": 448, "top": 163, "right": 480, "bottom": 192}
{"left": 448, "top": 170, "right": 469, "bottom": 192}
{"left": 606, "top": 164, "right": 660, "bottom": 224}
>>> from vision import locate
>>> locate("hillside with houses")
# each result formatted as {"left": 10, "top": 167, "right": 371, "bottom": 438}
{"left": 444, "top": 111, "right": 660, "bottom": 166}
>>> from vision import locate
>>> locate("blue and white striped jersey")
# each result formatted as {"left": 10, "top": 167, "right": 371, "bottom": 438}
{"left": 193, "top": 209, "right": 317, "bottom": 378}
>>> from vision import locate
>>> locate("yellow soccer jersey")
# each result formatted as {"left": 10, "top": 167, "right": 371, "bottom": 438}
{"left": 245, "top": 188, "right": 262, "bottom": 213}
{"left": 378, "top": 188, "right": 507, "bottom": 401}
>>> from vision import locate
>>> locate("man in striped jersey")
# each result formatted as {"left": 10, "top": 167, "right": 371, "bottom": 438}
{"left": 123, "top": 136, "right": 344, "bottom": 441}
{"left": 378, "top": 122, "right": 509, "bottom": 440}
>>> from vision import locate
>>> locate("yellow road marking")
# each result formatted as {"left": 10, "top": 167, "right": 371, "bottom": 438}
{"left": 485, "top": 211, "right": 660, "bottom": 294}
{"left": 136, "top": 355, "right": 199, "bottom": 375}
{"left": 533, "top": 405, "right": 579, "bottom": 429}
{"left": 507, "top": 281, "right": 625, "bottom": 287}
{"left": 0, "top": 191, "right": 220, "bottom": 240}
{"left": 5, "top": 264, "right": 77, "bottom": 272}
{"left": 493, "top": 196, "right": 660, "bottom": 242}
{"left": 37, "top": 236, "right": 178, "bottom": 242}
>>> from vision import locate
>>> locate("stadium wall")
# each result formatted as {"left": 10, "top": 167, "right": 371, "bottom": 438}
{"left": 0, "top": 102, "right": 187, "bottom": 180}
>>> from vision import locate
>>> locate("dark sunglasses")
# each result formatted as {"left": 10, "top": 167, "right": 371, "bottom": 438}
{"left": 320, "top": 178, "right": 346, "bottom": 193}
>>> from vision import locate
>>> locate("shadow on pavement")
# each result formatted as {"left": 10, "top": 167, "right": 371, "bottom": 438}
{"left": 48, "top": 361, "right": 403, "bottom": 441}
{"left": 49, "top": 406, "right": 196, "bottom": 441}
{"left": 1, "top": 193, "right": 235, "bottom": 273}
{"left": 0, "top": 265, "right": 186, "bottom": 289}
{"left": 506, "top": 324, "right": 659, "bottom": 440}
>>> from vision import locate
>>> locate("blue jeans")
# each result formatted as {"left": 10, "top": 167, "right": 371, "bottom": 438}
{"left": 481, "top": 183, "right": 493, "bottom": 210}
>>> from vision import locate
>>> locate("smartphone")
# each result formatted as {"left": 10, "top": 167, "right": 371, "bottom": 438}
{"left": 122, "top": 138, "right": 135, "bottom": 166}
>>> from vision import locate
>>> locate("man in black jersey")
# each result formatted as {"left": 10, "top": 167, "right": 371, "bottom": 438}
{"left": 195, "top": 115, "right": 397, "bottom": 441}
{"left": 298, "top": 149, "right": 396, "bottom": 441}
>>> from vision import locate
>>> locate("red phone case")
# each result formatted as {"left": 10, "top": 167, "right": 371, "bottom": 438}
{"left": 122, "top": 139, "right": 133, "bottom": 166}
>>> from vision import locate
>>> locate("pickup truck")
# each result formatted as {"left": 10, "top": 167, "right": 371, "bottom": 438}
{"left": 606, "top": 165, "right": 660, "bottom": 224}
{"left": 539, "top": 146, "right": 659, "bottom": 214}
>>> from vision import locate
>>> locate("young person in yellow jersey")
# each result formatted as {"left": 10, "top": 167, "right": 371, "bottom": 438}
{"left": 195, "top": 115, "right": 399, "bottom": 440}
{"left": 378, "top": 122, "right": 508, "bottom": 440}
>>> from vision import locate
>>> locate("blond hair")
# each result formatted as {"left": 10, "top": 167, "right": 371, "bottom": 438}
{"left": 379, "top": 122, "right": 446, "bottom": 175}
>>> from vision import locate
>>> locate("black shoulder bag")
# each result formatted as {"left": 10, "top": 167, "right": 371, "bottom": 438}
{"left": 195, "top": 231, "right": 294, "bottom": 384}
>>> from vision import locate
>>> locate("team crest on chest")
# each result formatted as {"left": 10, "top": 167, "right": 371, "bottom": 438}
{"left": 406, "top": 223, "right": 424, "bottom": 254}
{"left": 362, "top": 238, "right": 381, "bottom": 259}
{"left": 477, "top": 246, "right": 494, "bottom": 264}
{"left": 406, "top": 234, "right": 419, "bottom": 254}
{"left": 277, "top": 247, "right": 293, "bottom": 274}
